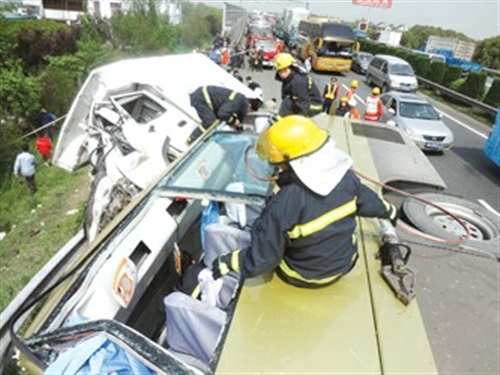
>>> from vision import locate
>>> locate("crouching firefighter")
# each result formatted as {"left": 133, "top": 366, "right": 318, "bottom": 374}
{"left": 187, "top": 85, "right": 262, "bottom": 144}
{"left": 212, "top": 115, "right": 398, "bottom": 288}
{"left": 275, "top": 53, "right": 323, "bottom": 118}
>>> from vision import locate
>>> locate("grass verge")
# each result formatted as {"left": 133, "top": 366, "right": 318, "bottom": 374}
{"left": 0, "top": 164, "right": 90, "bottom": 312}
{"left": 419, "top": 87, "right": 495, "bottom": 127}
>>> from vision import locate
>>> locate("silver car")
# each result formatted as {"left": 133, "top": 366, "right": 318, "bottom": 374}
{"left": 380, "top": 92, "right": 454, "bottom": 152}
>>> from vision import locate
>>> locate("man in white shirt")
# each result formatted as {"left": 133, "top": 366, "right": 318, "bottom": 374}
{"left": 13, "top": 144, "right": 37, "bottom": 194}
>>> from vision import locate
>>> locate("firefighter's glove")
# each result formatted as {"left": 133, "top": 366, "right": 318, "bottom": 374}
{"left": 212, "top": 250, "right": 241, "bottom": 280}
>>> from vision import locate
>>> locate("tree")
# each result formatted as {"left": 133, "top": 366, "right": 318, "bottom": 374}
{"left": 472, "top": 36, "right": 500, "bottom": 70}
{"left": 401, "top": 25, "right": 473, "bottom": 50}
{"left": 483, "top": 78, "right": 500, "bottom": 107}
{"left": 459, "top": 72, "right": 487, "bottom": 101}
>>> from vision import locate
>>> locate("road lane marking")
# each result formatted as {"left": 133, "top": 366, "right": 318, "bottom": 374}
{"left": 341, "top": 83, "right": 366, "bottom": 106}
{"left": 436, "top": 110, "right": 488, "bottom": 140}
{"left": 478, "top": 199, "right": 500, "bottom": 217}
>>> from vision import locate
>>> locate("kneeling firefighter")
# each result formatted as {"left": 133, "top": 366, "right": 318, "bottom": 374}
{"left": 275, "top": 53, "right": 323, "bottom": 118}
{"left": 212, "top": 116, "right": 398, "bottom": 288}
{"left": 188, "top": 85, "right": 262, "bottom": 144}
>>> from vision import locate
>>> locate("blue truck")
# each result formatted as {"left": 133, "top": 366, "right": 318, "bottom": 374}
{"left": 433, "top": 48, "right": 482, "bottom": 72}
{"left": 484, "top": 110, "right": 500, "bottom": 167}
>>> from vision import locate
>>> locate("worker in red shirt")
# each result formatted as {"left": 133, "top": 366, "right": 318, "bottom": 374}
{"left": 36, "top": 132, "right": 53, "bottom": 166}
{"left": 364, "top": 87, "right": 383, "bottom": 122}
{"left": 345, "top": 80, "right": 358, "bottom": 101}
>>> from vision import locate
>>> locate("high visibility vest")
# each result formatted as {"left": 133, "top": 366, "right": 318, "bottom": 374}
{"left": 364, "top": 95, "right": 382, "bottom": 121}
{"left": 324, "top": 83, "right": 338, "bottom": 100}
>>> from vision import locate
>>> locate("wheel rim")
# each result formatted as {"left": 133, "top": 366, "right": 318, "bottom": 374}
{"left": 424, "top": 203, "right": 499, "bottom": 240}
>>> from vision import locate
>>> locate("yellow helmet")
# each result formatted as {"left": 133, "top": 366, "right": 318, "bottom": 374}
{"left": 275, "top": 53, "right": 295, "bottom": 71}
{"left": 372, "top": 87, "right": 380, "bottom": 95}
{"left": 340, "top": 96, "right": 349, "bottom": 103}
{"left": 257, "top": 115, "right": 329, "bottom": 164}
{"left": 350, "top": 80, "right": 359, "bottom": 88}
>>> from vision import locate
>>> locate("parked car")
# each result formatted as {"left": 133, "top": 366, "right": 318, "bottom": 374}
{"left": 351, "top": 51, "right": 373, "bottom": 74}
{"left": 366, "top": 55, "right": 418, "bottom": 93}
{"left": 380, "top": 92, "right": 454, "bottom": 152}
{"left": 254, "top": 39, "right": 279, "bottom": 67}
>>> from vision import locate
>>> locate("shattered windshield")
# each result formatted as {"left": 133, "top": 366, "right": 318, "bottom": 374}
{"left": 400, "top": 102, "right": 440, "bottom": 120}
{"left": 157, "top": 132, "right": 274, "bottom": 199}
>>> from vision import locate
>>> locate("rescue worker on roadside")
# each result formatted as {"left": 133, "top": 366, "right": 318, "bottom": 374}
{"left": 364, "top": 87, "right": 383, "bottom": 122}
{"left": 211, "top": 115, "right": 398, "bottom": 288}
{"left": 346, "top": 99, "right": 361, "bottom": 120}
{"left": 335, "top": 97, "right": 350, "bottom": 117}
{"left": 322, "top": 77, "right": 339, "bottom": 115}
{"left": 345, "top": 80, "right": 358, "bottom": 101}
{"left": 187, "top": 85, "right": 262, "bottom": 144}
{"left": 274, "top": 53, "right": 323, "bottom": 118}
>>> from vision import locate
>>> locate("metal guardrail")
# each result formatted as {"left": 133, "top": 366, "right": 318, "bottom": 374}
{"left": 482, "top": 67, "right": 500, "bottom": 77}
{"left": 417, "top": 75, "right": 498, "bottom": 117}
{"left": 0, "top": 230, "right": 86, "bottom": 373}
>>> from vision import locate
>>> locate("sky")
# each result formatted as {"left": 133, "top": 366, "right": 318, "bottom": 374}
{"left": 207, "top": 0, "right": 500, "bottom": 41}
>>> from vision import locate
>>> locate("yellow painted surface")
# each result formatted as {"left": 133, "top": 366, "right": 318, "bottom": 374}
{"left": 216, "top": 117, "right": 437, "bottom": 374}
{"left": 216, "top": 253, "right": 381, "bottom": 374}
{"left": 344, "top": 119, "right": 438, "bottom": 375}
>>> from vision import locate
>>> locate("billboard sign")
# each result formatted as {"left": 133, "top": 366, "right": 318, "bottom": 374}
{"left": 352, "top": 0, "right": 393, "bottom": 9}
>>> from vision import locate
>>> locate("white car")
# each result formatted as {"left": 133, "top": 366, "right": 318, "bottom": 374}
{"left": 381, "top": 92, "right": 454, "bottom": 152}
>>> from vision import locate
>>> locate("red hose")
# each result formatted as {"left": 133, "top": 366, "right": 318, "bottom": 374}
{"left": 353, "top": 168, "right": 472, "bottom": 244}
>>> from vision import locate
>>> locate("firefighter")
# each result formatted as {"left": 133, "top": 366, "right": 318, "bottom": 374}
{"left": 335, "top": 97, "right": 350, "bottom": 117}
{"left": 364, "top": 87, "right": 383, "bottom": 122}
{"left": 322, "top": 77, "right": 339, "bottom": 115}
{"left": 345, "top": 80, "right": 358, "bottom": 101}
{"left": 212, "top": 115, "right": 398, "bottom": 288}
{"left": 274, "top": 53, "right": 323, "bottom": 117}
{"left": 187, "top": 85, "right": 261, "bottom": 144}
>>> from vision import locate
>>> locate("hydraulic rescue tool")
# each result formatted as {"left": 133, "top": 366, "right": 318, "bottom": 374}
{"left": 378, "top": 220, "right": 416, "bottom": 305}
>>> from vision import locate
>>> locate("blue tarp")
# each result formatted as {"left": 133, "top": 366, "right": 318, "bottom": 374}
{"left": 44, "top": 334, "right": 155, "bottom": 375}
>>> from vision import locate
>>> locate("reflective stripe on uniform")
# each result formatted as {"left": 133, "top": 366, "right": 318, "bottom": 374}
{"left": 278, "top": 251, "right": 358, "bottom": 285}
{"left": 191, "top": 284, "right": 201, "bottom": 299}
{"left": 231, "top": 249, "right": 241, "bottom": 273}
{"left": 324, "top": 83, "right": 338, "bottom": 99}
{"left": 310, "top": 103, "right": 323, "bottom": 111}
{"left": 202, "top": 86, "right": 214, "bottom": 110}
{"left": 228, "top": 91, "right": 237, "bottom": 100}
{"left": 287, "top": 198, "right": 357, "bottom": 239}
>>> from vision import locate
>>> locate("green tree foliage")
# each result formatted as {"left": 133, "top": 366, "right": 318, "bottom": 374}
{"left": 401, "top": 25, "right": 473, "bottom": 50}
{"left": 427, "top": 61, "right": 446, "bottom": 84}
{"left": 179, "top": 2, "right": 222, "bottom": 48}
{"left": 483, "top": 78, "right": 500, "bottom": 107}
{"left": 459, "top": 72, "right": 487, "bottom": 100}
{"left": 449, "top": 78, "right": 465, "bottom": 92}
{"left": 472, "top": 36, "right": 500, "bottom": 70}
{"left": 413, "top": 55, "right": 431, "bottom": 77}
{"left": 0, "top": 116, "right": 23, "bottom": 189}
{"left": 0, "top": 59, "right": 41, "bottom": 118}
{"left": 442, "top": 66, "right": 463, "bottom": 87}
{"left": 109, "top": 0, "right": 177, "bottom": 55}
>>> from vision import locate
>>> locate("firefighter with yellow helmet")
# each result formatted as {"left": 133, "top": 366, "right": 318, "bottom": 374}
{"left": 212, "top": 115, "right": 398, "bottom": 287}
{"left": 274, "top": 53, "right": 323, "bottom": 117}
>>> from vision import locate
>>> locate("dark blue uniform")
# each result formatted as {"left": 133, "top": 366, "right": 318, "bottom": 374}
{"left": 237, "top": 169, "right": 396, "bottom": 288}
{"left": 278, "top": 69, "right": 323, "bottom": 118}
{"left": 189, "top": 86, "right": 248, "bottom": 143}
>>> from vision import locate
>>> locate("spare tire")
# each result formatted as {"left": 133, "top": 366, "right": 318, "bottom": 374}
{"left": 402, "top": 193, "right": 500, "bottom": 257}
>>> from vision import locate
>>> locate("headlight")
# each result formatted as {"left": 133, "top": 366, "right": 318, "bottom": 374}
{"left": 405, "top": 126, "right": 422, "bottom": 140}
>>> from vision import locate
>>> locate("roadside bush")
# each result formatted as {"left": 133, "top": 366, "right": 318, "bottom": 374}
{"left": 0, "top": 115, "right": 23, "bottom": 191}
{"left": 459, "top": 71, "right": 487, "bottom": 100}
{"left": 449, "top": 78, "right": 466, "bottom": 92}
{"left": 483, "top": 78, "right": 500, "bottom": 107}
{"left": 442, "top": 66, "right": 462, "bottom": 87}
{"left": 413, "top": 55, "right": 431, "bottom": 77}
{"left": 427, "top": 61, "right": 446, "bottom": 84}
